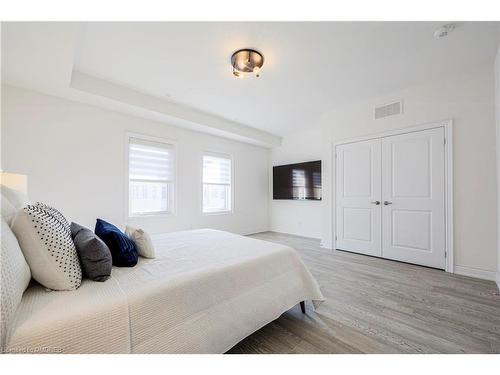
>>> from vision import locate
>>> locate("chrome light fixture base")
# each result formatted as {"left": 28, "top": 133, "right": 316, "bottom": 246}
{"left": 231, "top": 49, "right": 264, "bottom": 78}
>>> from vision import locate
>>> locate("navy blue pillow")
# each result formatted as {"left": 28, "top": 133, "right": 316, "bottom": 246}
{"left": 94, "top": 219, "right": 138, "bottom": 267}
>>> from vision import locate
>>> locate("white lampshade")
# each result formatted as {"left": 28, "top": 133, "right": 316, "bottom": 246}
{"left": 0, "top": 172, "right": 28, "bottom": 194}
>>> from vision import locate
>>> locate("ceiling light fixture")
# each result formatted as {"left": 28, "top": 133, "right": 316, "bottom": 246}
{"left": 231, "top": 49, "right": 264, "bottom": 78}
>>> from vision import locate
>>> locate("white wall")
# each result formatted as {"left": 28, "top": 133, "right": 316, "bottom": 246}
{"left": 270, "top": 127, "right": 324, "bottom": 239}
{"left": 273, "top": 63, "right": 498, "bottom": 280}
{"left": 3, "top": 62, "right": 498, "bottom": 281}
{"left": 1, "top": 85, "right": 270, "bottom": 235}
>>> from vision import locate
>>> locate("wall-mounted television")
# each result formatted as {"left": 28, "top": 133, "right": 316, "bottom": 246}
{"left": 273, "top": 160, "right": 322, "bottom": 200}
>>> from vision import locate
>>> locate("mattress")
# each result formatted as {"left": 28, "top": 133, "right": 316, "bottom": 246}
{"left": 5, "top": 229, "right": 324, "bottom": 353}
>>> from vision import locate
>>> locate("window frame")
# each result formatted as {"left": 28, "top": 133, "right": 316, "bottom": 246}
{"left": 201, "top": 150, "right": 234, "bottom": 215}
{"left": 125, "top": 132, "right": 177, "bottom": 219}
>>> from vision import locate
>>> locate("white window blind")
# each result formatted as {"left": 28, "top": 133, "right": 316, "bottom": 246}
{"left": 128, "top": 136, "right": 175, "bottom": 215}
{"left": 203, "top": 154, "right": 232, "bottom": 213}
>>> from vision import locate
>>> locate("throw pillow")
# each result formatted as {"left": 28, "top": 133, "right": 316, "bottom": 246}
{"left": 35, "top": 202, "right": 71, "bottom": 234}
{"left": 125, "top": 226, "right": 156, "bottom": 259}
{"left": 11, "top": 205, "right": 82, "bottom": 290}
{"left": 94, "top": 219, "right": 138, "bottom": 267}
{"left": 71, "top": 222, "right": 112, "bottom": 282}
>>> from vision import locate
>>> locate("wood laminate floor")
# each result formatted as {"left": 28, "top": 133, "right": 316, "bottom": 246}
{"left": 227, "top": 232, "right": 500, "bottom": 354}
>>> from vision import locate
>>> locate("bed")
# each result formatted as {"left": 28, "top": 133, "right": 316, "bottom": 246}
{"left": 4, "top": 229, "right": 324, "bottom": 353}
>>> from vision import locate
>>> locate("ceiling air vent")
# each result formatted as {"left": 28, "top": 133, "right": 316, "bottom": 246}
{"left": 374, "top": 100, "right": 403, "bottom": 120}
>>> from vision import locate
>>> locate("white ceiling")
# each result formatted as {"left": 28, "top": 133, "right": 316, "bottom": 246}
{"left": 2, "top": 22, "right": 500, "bottom": 144}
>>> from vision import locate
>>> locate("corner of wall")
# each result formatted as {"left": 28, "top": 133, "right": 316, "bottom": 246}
{"left": 320, "top": 239, "right": 333, "bottom": 250}
{"left": 267, "top": 146, "right": 273, "bottom": 233}
{"left": 495, "top": 36, "right": 500, "bottom": 290}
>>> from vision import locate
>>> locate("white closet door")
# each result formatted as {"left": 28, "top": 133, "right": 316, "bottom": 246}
{"left": 336, "top": 139, "right": 382, "bottom": 257}
{"left": 381, "top": 128, "right": 446, "bottom": 269}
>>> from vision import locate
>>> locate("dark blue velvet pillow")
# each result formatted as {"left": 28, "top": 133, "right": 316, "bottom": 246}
{"left": 94, "top": 219, "right": 138, "bottom": 267}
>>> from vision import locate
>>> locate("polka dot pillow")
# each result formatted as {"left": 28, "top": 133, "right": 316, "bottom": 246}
{"left": 11, "top": 204, "right": 82, "bottom": 290}
{"left": 34, "top": 202, "right": 71, "bottom": 233}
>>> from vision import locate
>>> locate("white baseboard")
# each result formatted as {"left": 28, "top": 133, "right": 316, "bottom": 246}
{"left": 269, "top": 229, "right": 322, "bottom": 241}
{"left": 497, "top": 272, "right": 500, "bottom": 291}
{"left": 242, "top": 228, "right": 271, "bottom": 236}
{"left": 454, "top": 265, "right": 497, "bottom": 281}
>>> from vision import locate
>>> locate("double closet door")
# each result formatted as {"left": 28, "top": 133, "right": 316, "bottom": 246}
{"left": 335, "top": 127, "right": 446, "bottom": 269}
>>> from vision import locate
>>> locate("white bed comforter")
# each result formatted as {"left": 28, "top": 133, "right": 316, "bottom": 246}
{"left": 5, "top": 229, "right": 324, "bottom": 353}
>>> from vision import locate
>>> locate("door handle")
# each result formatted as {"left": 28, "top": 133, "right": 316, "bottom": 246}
{"left": 371, "top": 201, "right": 380, "bottom": 205}
{"left": 383, "top": 201, "right": 393, "bottom": 205}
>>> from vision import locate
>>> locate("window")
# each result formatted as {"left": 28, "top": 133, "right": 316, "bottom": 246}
{"left": 203, "top": 153, "right": 232, "bottom": 213}
{"left": 128, "top": 136, "right": 175, "bottom": 216}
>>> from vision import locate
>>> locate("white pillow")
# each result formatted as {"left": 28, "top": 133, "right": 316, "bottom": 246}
{"left": 1, "top": 185, "right": 30, "bottom": 226}
{"left": 1, "top": 193, "right": 17, "bottom": 226}
{"left": 1, "top": 185, "right": 30, "bottom": 210}
{"left": 11, "top": 205, "right": 82, "bottom": 291}
{"left": 125, "top": 226, "right": 155, "bottom": 259}
{"left": 0, "top": 217, "right": 31, "bottom": 348}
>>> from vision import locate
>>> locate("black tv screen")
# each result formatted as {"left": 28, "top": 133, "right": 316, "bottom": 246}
{"left": 273, "top": 161, "right": 322, "bottom": 200}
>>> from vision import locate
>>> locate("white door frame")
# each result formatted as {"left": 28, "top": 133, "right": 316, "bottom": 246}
{"left": 332, "top": 119, "right": 454, "bottom": 273}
